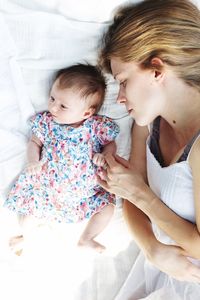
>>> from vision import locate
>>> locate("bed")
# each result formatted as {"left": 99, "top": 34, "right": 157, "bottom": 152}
{"left": 0, "top": 1, "right": 139, "bottom": 299}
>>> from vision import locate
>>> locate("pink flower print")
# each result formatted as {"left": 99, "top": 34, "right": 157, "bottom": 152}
{"left": 80, "top": 201, "right": 86, "bottom": 209}
{"left": 13, "top": 183, "right": 21, "bottom": 193}
{"left": 81, "top": 164, "right": 87, "bottom": 172}
{"left": 52, "top": 151, "right": 59, "bottom": 162}
{"left": 60, "top": 142, "right": 65, "bottom": 149}
{"left": 52, "top": 195, "right": 62, "bottom": 209}
{"left": 34, "top": 182, "right": 41, "bottom": 190}
{"left": 85, "top": 133, "right": 91, "bottom": 140}
{"left": 50, "top": 179, "right": 54, "bottom": 188}
{"left": 56, "top": 186, "right": 62, "bottom": 193}
{"left": 49, "top": 169, "right": 55, "bottom": 176}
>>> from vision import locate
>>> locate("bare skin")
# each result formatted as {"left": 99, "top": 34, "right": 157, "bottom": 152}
{"left": 9, "top": 139, "right": 116, "bottom": 255}
{"left": 77, "top": 204, "right": 114, "bottom": 253}
{"left": 96, "top": 56, "right": 200, "bottom": 282}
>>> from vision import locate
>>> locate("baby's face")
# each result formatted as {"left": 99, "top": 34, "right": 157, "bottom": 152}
{"left": 48, "top": 80, "right": 93, "bottom": 126}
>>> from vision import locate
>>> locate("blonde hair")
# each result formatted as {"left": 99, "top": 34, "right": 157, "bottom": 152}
{"left": 99, "top": 0, "right": 200, "bottom": 91}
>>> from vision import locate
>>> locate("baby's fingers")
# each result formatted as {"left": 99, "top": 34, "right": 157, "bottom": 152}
{"left": 93, "top": 153, "right": 106, "bottom": 167}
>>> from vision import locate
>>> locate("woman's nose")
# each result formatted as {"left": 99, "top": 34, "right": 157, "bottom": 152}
{"left": 117, "top": 88, "right": 126, "bottom": 104}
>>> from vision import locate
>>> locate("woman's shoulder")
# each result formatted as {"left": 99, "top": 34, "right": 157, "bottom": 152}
{"left": 189, "top": 134, "right": 200, "bottom": 167}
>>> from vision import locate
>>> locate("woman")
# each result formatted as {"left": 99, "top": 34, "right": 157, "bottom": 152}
{"left": 98, "top": 0, "right": 200, "bottom": 298}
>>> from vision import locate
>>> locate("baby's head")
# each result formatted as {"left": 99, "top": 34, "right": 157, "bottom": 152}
{"left": 48, "top": 63, "right": 106, "bottom": 126}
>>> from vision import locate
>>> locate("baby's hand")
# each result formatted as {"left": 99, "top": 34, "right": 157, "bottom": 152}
{"left": 24, "top": 161, "right": 43, "bottom": 174}
{"left": 93, "top": 153, "right": 107, "bottom": 168}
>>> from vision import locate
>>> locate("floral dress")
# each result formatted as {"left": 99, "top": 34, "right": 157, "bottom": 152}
{"left": 4, "top": 112, "right": 119, "bottom": 223}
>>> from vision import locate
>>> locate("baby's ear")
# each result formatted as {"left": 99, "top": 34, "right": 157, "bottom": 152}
{"left": 83, "top": 107, "right": 96, "bottom": 119}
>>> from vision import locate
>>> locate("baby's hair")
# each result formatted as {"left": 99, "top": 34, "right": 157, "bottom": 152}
{"left": 54, "top": 63, "right": 106, "bottom": 113}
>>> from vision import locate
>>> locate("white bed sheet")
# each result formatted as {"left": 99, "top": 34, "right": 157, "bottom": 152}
{"left": 0, "top": 1, "right": 139, "bottom": 300}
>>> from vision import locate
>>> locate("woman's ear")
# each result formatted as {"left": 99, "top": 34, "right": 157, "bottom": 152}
{"left": 150, "top": 57, "right": 165, "bottom": 81}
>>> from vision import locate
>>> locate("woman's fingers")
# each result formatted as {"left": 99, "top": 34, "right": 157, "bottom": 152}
{"left": 190, "top": 265, "right": 200, "bottom": 280}
{"left": 97, "top": 175, "right": 110, "bottom": 191}
{"left": 104, "top": 153, "right": 118, "bottom": 169}
{"left": 181, "top": 252, "right": 200, "bottom": 281}
{"left": 104, "top": 153, "right": 130, "bottom": 172}
{"left": 114, "top": 154, "right": 130, "bottom": 168}
{"left": 191, "top": 274, "right": 200, "bottom": 282}
{"left": 186, "top": 272, "right": 200, "bottom": 282}
{"left": 97, "top": 154, "right": 133, "bottom": 197}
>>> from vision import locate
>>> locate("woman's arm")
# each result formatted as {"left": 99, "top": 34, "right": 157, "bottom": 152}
{"left": 124, "top": 199, "right": 200, "bottom": 282}
{"left": 98, "top": 123, "right": 200, "bottom": 281}
{"left": 132, "top": 135, "right": 200, "bottom": 259}
{"left": 134, "top": 182, "right": 200, "bottom": 258}
{"left": 101, "top": 124, "right": 200, "bottom": 259}
{"left": 123, "top": 200, "right": 159, "bottom": 259}
{"left": 190, "top": 137, "right": 200, "bottom": 233}
{"left": 123, "top": 123, "right": 158, "bottom": 258}
{"left": 102, "top": 152, "right": 200, "bottom": 259}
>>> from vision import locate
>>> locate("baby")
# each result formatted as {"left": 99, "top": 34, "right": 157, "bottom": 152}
{"left": 4, "top": 63, "right": 119, "bottom": 253}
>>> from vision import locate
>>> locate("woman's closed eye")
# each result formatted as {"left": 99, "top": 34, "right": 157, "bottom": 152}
{"left": 120, "top": 80, "right": 127, "bottom": 88}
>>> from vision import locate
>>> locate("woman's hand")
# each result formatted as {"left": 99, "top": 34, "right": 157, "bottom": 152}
{"left": 149, "top": 242, "right": 200, "bottom": 282}
{"left": 97, "top": 153, "right": 145, "bottom": 201}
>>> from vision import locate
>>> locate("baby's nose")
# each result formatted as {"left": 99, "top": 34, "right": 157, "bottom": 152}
{"left": 51, "top": 104, "right": 58, "bottom": 112}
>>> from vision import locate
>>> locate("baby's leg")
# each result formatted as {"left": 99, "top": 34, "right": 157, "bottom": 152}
{"left": 78, "top": 204, "right": 114, "bottom": 253}
{"left": 9, "top": 235, "right": 23, "bottom": 256}
{"left": 9, "top": 215, "right": 42, "bottom": 255}
{"left": 9, "top": 215, "right": 25, "bottom": 255}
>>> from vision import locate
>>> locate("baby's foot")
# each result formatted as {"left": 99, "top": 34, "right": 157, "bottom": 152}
{"left": 9, "top": 235, "right": 24, "bottom": 256}
{"left": 77, "top": 238, "right": 106, "bottom": 253}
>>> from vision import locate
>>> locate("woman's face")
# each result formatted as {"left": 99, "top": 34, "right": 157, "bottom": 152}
{"left": 111, "top": 57, "right": 165, "bottom": 126}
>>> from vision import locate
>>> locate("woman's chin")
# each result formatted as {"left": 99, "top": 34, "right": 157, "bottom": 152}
{"left": 134, "top": 118, "right": 149, "bottom": 127}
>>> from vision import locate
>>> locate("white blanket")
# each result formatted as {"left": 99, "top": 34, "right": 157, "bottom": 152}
{"left": 0, "top": 1, "right": 139, "bottom": 300}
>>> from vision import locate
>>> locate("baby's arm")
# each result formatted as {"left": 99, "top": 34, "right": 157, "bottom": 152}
{"left": 93, "top": 141, "right": 116, "bottom": 168}
{"left": 25, "top": 135, "right": 43, "bottom": 173}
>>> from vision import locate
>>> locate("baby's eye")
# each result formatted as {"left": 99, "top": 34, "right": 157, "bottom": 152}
{"left": 120, "top": 80, "right": 127, "bottom": 88}
{"left": 50, "top": 96, "right": 55, "bottom": 102}
{"left": 61, "top": 104, "right": 67, "bottom": 110}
